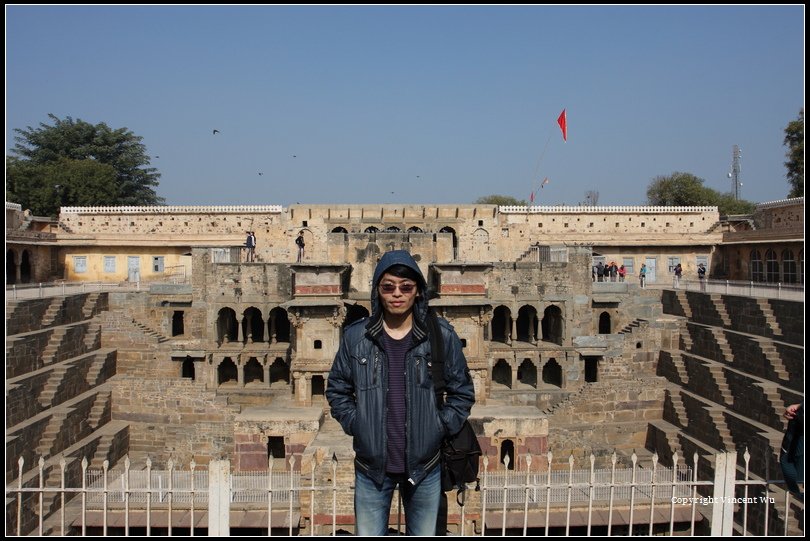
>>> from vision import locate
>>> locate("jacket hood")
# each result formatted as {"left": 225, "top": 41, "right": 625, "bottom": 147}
{"left": 368, "top": 250, "right": 429, "bottom": 334}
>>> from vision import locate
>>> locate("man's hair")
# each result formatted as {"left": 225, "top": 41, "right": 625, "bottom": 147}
{"left": 379, "top": 264, "right": 422, "bottom": 290}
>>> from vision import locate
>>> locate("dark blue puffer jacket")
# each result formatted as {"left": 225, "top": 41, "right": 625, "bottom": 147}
{"left": 326, "top": 250, "right": 475, "bottom": 486}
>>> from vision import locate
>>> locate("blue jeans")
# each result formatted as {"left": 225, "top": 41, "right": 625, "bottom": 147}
{"left": 354, "top": 466, "right": 441, "bottom": 536}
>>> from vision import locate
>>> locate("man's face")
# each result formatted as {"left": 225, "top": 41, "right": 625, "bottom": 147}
{"left": 377, "top": 272, "right": 419, "bottom": 318}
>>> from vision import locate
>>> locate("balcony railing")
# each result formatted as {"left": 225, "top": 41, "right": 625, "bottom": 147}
{"left": 7, "top": 450, "right": 801, "bottom": 536}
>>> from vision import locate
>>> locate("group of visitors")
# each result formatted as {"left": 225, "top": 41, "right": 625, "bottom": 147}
{"left": 591, "top": 261, "right": 707, "bottom": 291}
{"left": 592, "top": 261, "right": 626, "bottom": 282}
{"left": 244, "top": 231, "right": 257, "bottom": 262}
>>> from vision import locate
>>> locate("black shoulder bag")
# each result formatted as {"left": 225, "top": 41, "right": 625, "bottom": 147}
{"left": 427, "top": 310, "right": 481, "bottom": 507}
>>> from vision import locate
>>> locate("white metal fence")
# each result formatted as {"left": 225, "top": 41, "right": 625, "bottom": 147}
{"left": 7, "top": 450, "right": 802, "bottom": 536}
{"left": 6, "top": 280, "right": 142, "bottom": 300}
{"left": 675, "top": 278, "right": 804, "bottom": 301}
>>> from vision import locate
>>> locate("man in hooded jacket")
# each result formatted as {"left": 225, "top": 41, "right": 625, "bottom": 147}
{"left": 326, "top": 250, "right": 475, "bottom": 535}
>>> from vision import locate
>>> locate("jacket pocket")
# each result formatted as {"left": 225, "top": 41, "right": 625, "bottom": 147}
{"left": 415, "top": 354, "right": 435, "bottom": 390}
{"left": 354, "top": 355, "right": 380, "bottom": 391}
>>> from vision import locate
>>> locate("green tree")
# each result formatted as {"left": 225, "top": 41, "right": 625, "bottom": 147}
{"left": 646, "top": 172, "right": 755, "bottom": 215}
{"left": 784, "top": 109, "right": 804, "bottom": 198}
{"left": 474, "top": 194, "right": 528, "bottom": 206}
{"left": 7, "top": 157, "right": 119, "bottom": 216}
{"left": 6, "top": 114, "right": 163, "bottom": 216}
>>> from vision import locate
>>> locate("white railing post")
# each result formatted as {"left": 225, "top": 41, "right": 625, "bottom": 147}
{"left": 208, "top": 459, "right": 230, "bottom": 535}
{"left": 711, "top": 451, "right": 737, "bottom": 536}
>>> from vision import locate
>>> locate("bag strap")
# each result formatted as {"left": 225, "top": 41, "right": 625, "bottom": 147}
{"left": 427, "top": 308, "right": 446, "bottom": 406}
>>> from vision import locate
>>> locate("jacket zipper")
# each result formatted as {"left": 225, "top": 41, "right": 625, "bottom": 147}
{"left": 373, "top": 352, "right": 379, "bottom": 386}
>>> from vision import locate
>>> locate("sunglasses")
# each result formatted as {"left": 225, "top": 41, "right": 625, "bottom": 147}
{"left": 379, "top": 282, "right": 417, "bottom": 294}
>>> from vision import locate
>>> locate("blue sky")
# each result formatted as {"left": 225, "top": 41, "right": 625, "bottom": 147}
{"left": 5, "top": 5, "right": 804, "bottom": 207}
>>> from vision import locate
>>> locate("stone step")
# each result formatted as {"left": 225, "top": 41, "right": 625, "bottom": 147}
{"left": 755, "top": 299, "right": 784, "bottom": 339}
{"left": 705, "top": 407, "right": 737, "bottom": 452}
{"left": 85, "top": 349, "right": 114, "bottom": 386}
{"left": 40, "top": 297, "right": 66, "bottom": 328}
{"left": 709, "top": 294, "right": 732, "bottom": 327}
{"left": 36, "top": 412, "right": 70, "bottom": 458}
{"left": 87, "top": 390, "right": 112, "bottom": 429}
{"left": 37, "top": 362, "right": 75, "bottom": 408}
{"left": 131, "top": 318, "right": 170, "bottom": 343}
{"left": 664, "top": 387, "right": 689, "bottom": 428}
{"left": 675, "top": 291, "right": 693, "bottom": 318}
{"left": 702, "top": 362, "right": 734, "bottom": 406}
{"left": 648, "top": 419, "right": 685, "bottom": 462}
{"left": 81, "top": 292, "right": 102, "bottom": 319}
{"left": 41, "top": 328, "right": 69, "bottom": 362}
{"left": 89, "top": 422, "right": 129, "bottom": 469}
{"left": 82, "top": 322, "right": 103, "bottom": 353}
{"left": 758, "top": 343, "right": 791, "bottom": 382}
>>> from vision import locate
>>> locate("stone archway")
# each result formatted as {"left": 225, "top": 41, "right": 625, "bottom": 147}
{"left": 598, "top": 311, "right": 611, "bottom": 334}
{"left": 517, "top": 305, "right": 538, "bottom": 343}
{"left": 269, "top": 357, "right": 290, "bottom": 387}
{"left": 492, "top": 359, "right": 512, "bottom": 389}
{"left": 269, "top": 307, "right": 291, "bottom": 343}
{"left": 242, "top": 307, "right": 264, "bottom": 343}
{"left": 216, "top": 308, "right": 238, "bottom": 344}
{"left": 6, "top": 249, "right": 17, "bottom": 285}
{"left": 541, "top": 305, "right": 564, "bottom": 345}
{"left": 492, "top": 306, "right": 512, "bottom": 344}
{"left": 244, "top": 357, "right": 264, "bottom": 386}
{"left": 542, "top": 358, "right": 562, "bottom": 388}
{"left": 517, "top": 358, "right": 537, "bottom": 388}
{"left": 20, "top": 250, "right": 32, "bottom": 284}
{"left": 344, "top": 304, "right": 370, "bottom": 328}
{"left": 499, "top": 439, "right": 516, "bottom": 470}
{"left": 218, "top": 357, "right": 238, "bottom": 386}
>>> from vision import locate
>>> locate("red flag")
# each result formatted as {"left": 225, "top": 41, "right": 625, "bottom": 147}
{"left": 541, "top": 177, "right": 549, "bottom": 188}
{"left": 557, "top": 109, "right": 567, "bottom": 142}
{"left": 530, "top": 191, "right": 535, "bottom": 203}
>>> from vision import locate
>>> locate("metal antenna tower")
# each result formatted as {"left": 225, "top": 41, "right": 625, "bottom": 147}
{"left": 730, "top": 145, "right": 742, "bottom": 200}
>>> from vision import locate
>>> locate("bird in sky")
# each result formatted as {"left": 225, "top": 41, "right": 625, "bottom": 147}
{"left": 213, "top": 129, "right": 220, "bottom": 135}
{"left": 258, "top": 172, "right": 263, "bottom": 176}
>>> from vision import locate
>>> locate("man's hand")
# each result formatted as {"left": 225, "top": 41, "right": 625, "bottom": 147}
{"left": 784, "top": 403, "right": 801, "bottom": 420}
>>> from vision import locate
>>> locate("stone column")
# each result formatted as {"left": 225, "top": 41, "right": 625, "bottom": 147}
{"left": 266, "top": 315, "right": 274, "bottom": 344}
{"left": 294, "top": 372, "right": 311, "bottom": 406}
{"left": 246, "top": 312, "right": 254, "bottom": 343}
{"left": 263, "top": 354, "right": 271, "bottom": 388}
{"left": 237, "top": 354, "right": 244, "bottom": 387}
{"left": 510, "top": 364, "right": 517, "bottom": 390}
{"left": 209, "top": 354, "right": 219, "bottom": 388}
{"left": 510, "top": 316, "right": 517, "bottom": 345}
{"left": 269, "top": 314, "right": 277, "bottom": 344}
{"left": 237, "top": 317, "right": 244, "bottom": 343}
{"left": 530, "top": 313, "right": 538, "bottom": 344}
